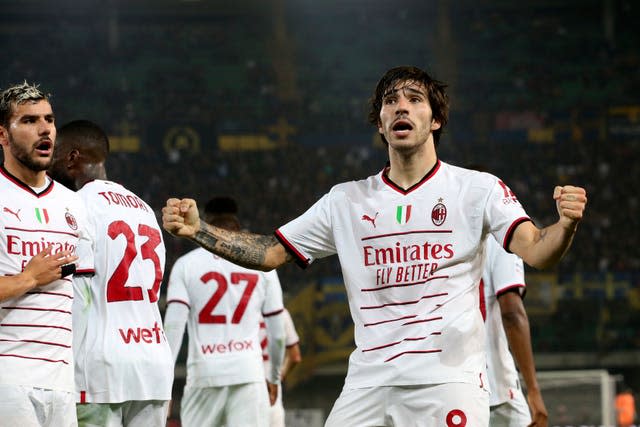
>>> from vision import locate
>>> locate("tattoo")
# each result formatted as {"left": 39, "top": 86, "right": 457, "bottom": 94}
{"left": 539, "top": 228, "right": 548, "bottom": 242}
{"left": 193, "top": 219, "right": 290, "bottom": 270}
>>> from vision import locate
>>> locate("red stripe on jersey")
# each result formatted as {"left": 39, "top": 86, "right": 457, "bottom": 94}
{"left": 80, "top": 391, "right": 86, "bottom": 404}
{"left": 166, "top": 299, "right": 190, "bottom": 309}
{"left": 2, "top": 306, "right": 72, "bottom": 315}
{"left": 384, "top": 349, "right": 442, "bottom": 362}
{"left": 274, "top": 230, "right": 309, "bottom": 269}
{"left": 0, "top": 353, "right": 69, "bottom": 364}
{"left": 4, "top": 226, "right": 79, "bottom": 238}
{"left": 0, "top": 323, "right": 72, "bottom": 332}
{"left": 361, "top": 275, "right": 448, "bottom": 292}
{"left": 361, "top": 229, "right": 452, "bottom": 241}
{"left": 0, "top": 338, "right": 71, "bottom": 348}
{"left": 360, "top": 292, "right": 448, "bottom": 310}
{"left": 496, "top": 284, "right": 526, "bottom": 298}
{"left": 27, "top": 291, "right": 73, "bottom": 299}
{"left": 363, "top": 336, "right": 428, "bottom": 353}
{"left": 364, "top": 314, "right": 417, "bottom": 327}
{"left": 502, "top": 217, "right": 532, "bottom": 251}
{"left": 263, "top": 308, "right": 283, "bottom": 317}
{"left": 479, "top": 279, "right": 486, "bottom": 322}
{"left": 401, "top": 316, "right": 442, "bottom": 326}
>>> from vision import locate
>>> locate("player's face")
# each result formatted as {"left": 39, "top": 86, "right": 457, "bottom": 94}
{"left": 0, "top": 100, "right": 56, "bottom": 172}
{"left": 377, "top": 81, "right": 441, "bottom": 152}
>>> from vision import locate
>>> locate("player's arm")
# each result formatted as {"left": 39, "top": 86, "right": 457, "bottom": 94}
{"left": 264, "top": 311, "right": 286, "bottom": 405}
{"left": 509, "top": 185, "right": 586, "bottom": 269}
{"left": 162, "top": 198, "right": 293, "bottom": 271}
{"left": 163, "top": 301, "right": 189, "bottom": 365}
{"left": 498, "top": 291, "right": 548, "bottom": 427}
{"left": 0, "top": 247, "right": 77, "bottom": 302}
{"left": 281, "top": 343, "right": 302, "bottom": 382}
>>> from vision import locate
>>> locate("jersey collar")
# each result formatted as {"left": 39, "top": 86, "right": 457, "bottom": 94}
{"left": 0, "top": 164, "right": 55, "bottom": 197}
{"left": 380, "top": 159, "right": 441, "bottom": 195}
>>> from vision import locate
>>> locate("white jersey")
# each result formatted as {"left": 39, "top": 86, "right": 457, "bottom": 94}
{"left": 481, "top": 237, "right": 526, "bottom": 406}
{"left": 73, "top": 179, "right": 173, "bottom": 403}
{"left": 261, "top": 308, "right": 300, "bottom": 370}
{"left": 276, "top": 160, "right": 530, "bottom": 390}
{"left": 166, "top": 247, "right": 284, "bottom": 388}
{"left": 0, "top": 166, "right": 93, "bottom": 392}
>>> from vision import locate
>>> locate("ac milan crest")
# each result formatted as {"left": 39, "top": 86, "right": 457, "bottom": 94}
{"left": 431, "top": 201, "right": 447, "bottom": 226}
{"left": 65, "top": 211, "right": 78, "bottom": 230}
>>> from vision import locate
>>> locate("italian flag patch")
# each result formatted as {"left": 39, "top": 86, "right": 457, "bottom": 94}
{"left": 35, "top": 207, "right": 49, "bottom": 224}
{"left": 396, "top": 205, "right": 412, "bottom": 225}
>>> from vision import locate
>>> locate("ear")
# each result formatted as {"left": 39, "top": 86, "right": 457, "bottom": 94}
{"left": 431, "top": 119, "right": 441, "bottom": 131}
{"left": 67, "top": 149, "right": 81, "bottom": 169}
{"left": 377, "top": 119, "right": 383, "bottom": 135}
{"left": 0, "top": 126, "right": 8, "bottom": 148}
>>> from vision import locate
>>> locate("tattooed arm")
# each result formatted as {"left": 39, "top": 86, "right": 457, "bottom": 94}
{"left": 162, "top": 198, "right": 293, "bottom": 271}
{"left": 508, "top": 185, "right": 587, "bottom": 269}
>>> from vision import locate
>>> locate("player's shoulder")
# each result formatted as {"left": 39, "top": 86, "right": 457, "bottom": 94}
{"left": 50, "top": 179, "right": 83, "bottom": 202}
{"left": 80, "top": 180, "right": 153, "bottom": 208}
{"left": 442, "top": 162, "right": 500, "bottom": 191}
{"left": 327, "top": 168, "right": 383, "bottom": 199}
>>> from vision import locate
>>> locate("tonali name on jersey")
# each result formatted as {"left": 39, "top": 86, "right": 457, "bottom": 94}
{"left": 276, "top": 160, "right": 531, "bottom": 390}
{"left": 166, "top": 248, "right": 284, "bottom": 388}
{"left": 73, "top": 179, "right": 173, "bottom": 403}
{"left": 97, "top": 190, "right": 149, "bottom": 212}
{"left": 0, "top": 166, "right": 93, "bottom": 393}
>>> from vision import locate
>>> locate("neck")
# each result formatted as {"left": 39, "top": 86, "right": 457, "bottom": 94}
{"left": 3, "top": 158, "right": 46, "bottom": 187}
{"left": 386, "top": 143, "right": 437, "bottom": 189}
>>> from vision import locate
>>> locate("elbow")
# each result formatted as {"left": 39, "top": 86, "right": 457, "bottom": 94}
{"left": 501, "top": 310, "right": 528, "bottom": 330}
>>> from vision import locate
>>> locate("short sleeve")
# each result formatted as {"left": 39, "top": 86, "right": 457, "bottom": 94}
{"left": 283, "top": 309, "right": 300, "bottom": 347}
{"left": 485, "top": 238, "right": 526, "bottom": 297}
{"left": 261, "top": 270, "right": 284, "bottom": 316}
{"left": 484, "top": 178, "right": 531, "bottom": 251}
{"left": 166, "top": 255, "right": 190, "bottom": 307}
{"left": 276, "top": 192, "right": 337, "bottom": 267}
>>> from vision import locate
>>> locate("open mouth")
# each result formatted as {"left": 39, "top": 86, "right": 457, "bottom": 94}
{"left": 392, "top": 120, "right": 413, "bottom": 134}
{"left": 35, "top": 139, "right": 53, "bottom": 154}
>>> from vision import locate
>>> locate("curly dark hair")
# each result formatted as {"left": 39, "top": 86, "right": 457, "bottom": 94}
{"left": 367, "top": 66, "right": 449, "bottom": 146}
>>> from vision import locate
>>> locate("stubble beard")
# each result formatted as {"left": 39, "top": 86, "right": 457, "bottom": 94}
{"left": 8, "top": 132, "right": 52, "bottom": 172}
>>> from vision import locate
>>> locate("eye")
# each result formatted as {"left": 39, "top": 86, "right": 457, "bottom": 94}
{"left": 383, "top": 97, "right": 396, "bottom": 105}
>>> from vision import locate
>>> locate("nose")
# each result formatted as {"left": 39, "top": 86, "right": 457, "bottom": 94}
{"left": 38, "top": 119, "right": 53, "bottom": 136}
{"left": 395, "top": 96, "right": 409, "bottom": 115}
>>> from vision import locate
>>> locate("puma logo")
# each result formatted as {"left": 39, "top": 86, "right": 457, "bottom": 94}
{"left": 361, "top": 212, "right": 378, "bottom": 228}
{"left": 3, "top": 207, "right": 21, "bottom": 221}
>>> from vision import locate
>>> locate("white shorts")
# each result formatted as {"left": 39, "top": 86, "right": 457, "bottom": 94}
{"left": 325, "top": 383, "right": 489, "bottom": 427}
{"left": 489, "top": 389, "right": 531, "bottom": 427}
{"left": 269, "top": 385, "right": 285, "bottom": 427}
{"left": 181, "top": 382, "right": 269, "bottom": 427}
{"left": 0, "top": 384, "right": 77, "bottom": 427}
{"left": 75, "top": 400, "right": 169, "bottom": 427}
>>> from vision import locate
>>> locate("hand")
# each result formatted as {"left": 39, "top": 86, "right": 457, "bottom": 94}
{"left": 266, "top": 381, "right": 278, "bottom": 406}
{"left": 527, "top": 388, "right": 548, "bottom": 427}
{"left": 553, "top": 185, "right": 587, "bottom": 230}
{"left": 162, "top": 198, "right": 201, "bottom": 239}
{"left": 23, "top": 246, "right": 78, "bottom": 287}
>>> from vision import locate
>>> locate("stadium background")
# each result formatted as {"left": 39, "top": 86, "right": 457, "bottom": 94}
{"left": 1, "top": 0, "right": 639, "bottom": 425}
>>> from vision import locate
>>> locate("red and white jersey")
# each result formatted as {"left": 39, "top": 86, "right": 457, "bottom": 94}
{"left": 481, "top": 237, "right": 526, "bottom": 406}
{"left": 73, "top": 179, "right": 172, "bottom": 403}
{"left": 0, "top": 166, "right": 93, "bottom": 393}
{"left": 261, "top": 308, "right": 300, "bottom": 368}
{"left": 276, "top": 160, "right": 531, "bottom": 390}
{"left": 166, "top": 247, "right": 284, "bottom": 388}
